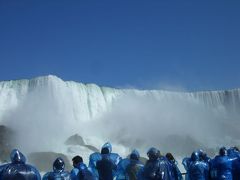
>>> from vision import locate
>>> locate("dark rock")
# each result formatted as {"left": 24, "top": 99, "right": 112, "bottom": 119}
{"left": 0, "top": 125, "right": 15, "bottom": 162}
{"left": 65, "top": 134, "right": 99, "bottom": 152}
{"left": 65, "top": 134, "right": 85, "bottom": 146}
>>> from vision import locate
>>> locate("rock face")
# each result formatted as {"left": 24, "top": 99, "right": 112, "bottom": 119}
{"left": 0, "top": 125, "right": 15, "bottom": 162}
{"left": 28, "top": 152, "right": 72, "bottom": 172}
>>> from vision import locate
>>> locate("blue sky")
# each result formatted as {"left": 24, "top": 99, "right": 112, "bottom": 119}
{"left": 0, "top": 0, "right": 239, "bottom": 91}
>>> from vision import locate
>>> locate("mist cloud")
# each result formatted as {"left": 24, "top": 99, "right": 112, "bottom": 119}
{"left": 1, "top": 77, "right": 240, "bottom": 158}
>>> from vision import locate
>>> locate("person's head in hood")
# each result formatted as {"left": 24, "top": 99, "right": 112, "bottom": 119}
{"left": 10, "top": 149, "right": 26, "bottom": 164}
{"left": 191, "top": 151, "right": 199, "bottom": 162}
{"left": 101, "top": 142, "right": 112, "bottom": 154}
{"left": 2, "top": 149, "right": 41, "bottom": 180}
{"left": 219, "top": 147, "right": 228, "bottom": 156}
{"left": 233, "top": 146, "right": 239, "bottom": 152}
{"left": 166, "top": 153, "right": 175, "bottom": 163}
{"left": 198, "top": 149, "right": 207, "bottom": 161}
{"left": 147, "top": 147, "right": 160, "bottom": 161}
{"left": 130, "top": 149, "right": 140, "bottom": 161}
{"left": 72, "top": 155, "right": 83, "bottom": 168}
{"left": 228, "top": 146, "right": 239, "bottom": 155}
{"left": 53, "top": 158, "right": 65, "bottom": 173}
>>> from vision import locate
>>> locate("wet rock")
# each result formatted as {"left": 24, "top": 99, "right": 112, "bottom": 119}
{"left": 65, "top": 134, "right": 85, "bottom": 146}
{"left": 65, "top": 134, "right": 99, "bottom": 152}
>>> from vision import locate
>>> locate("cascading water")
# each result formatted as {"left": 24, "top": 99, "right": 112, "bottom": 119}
{"left": 0, "top": 75, "right": 239, "bottom": 158}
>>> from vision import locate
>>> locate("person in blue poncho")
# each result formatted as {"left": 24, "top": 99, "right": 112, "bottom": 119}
{"left": 42, "top": 157, "right": 71, "bottom": 180}
{"left": 88, "top": 142, "right": 121, "bottom": 179}
{"left": 165, "top": 153, "right": 183, "bottom": 180}
{"left": 182, "top": 155, "right": 191, "bottom": 180}
{"left": 116, "top": 149, "right": 144, "bottom": 180}
{"left": 0, "top": 149, "right": 41, "bottom": 180}
{"left": 210, "top": 147, "right": 232, "bottom": 180}
{"left": 198, "top": 149, "right": 211, "bottom": 164}
{"left": 139, "top": 147, "right": 172, "bottom": 180}
{"left": 0, "top": 163, "right": 7, "bottom": 177}
{"left": 232, "top": 155, "right": 240, "bottom": 180}
{"left": 96, "top": 145, "right": 118, "bottom": 180}
{"left": 70, "top": 155, "right": 96, "bottom": 180}
{"left": 188, "top": 151, "right": 209, "bottom": 180}
{"left": 227, "top": 147, "right": 240, "bottom": 180}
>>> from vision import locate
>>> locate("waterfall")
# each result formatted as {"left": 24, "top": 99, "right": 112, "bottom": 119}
{"left": 0, "top": 75, "right": 239, "bottom": 155}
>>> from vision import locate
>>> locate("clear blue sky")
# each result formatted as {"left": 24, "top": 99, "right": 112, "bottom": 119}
{"left": 0, "top": 0, "right": 239, "bottom": 91}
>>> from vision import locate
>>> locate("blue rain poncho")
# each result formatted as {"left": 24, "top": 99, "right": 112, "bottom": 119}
{"left": 0, "top": 149, "right": 41, "bottom": 180}
{"left": 42, "top": 157, "right": 71, "bottom": 180}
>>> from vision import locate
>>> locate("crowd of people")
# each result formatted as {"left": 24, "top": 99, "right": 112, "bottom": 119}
{"left": 0, "top": 142, "right": 240, "bottom": 180}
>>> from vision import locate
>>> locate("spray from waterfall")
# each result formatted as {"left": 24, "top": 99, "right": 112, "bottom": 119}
{"left": 0, "top": 75, "right": 239, "bottom": 157}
